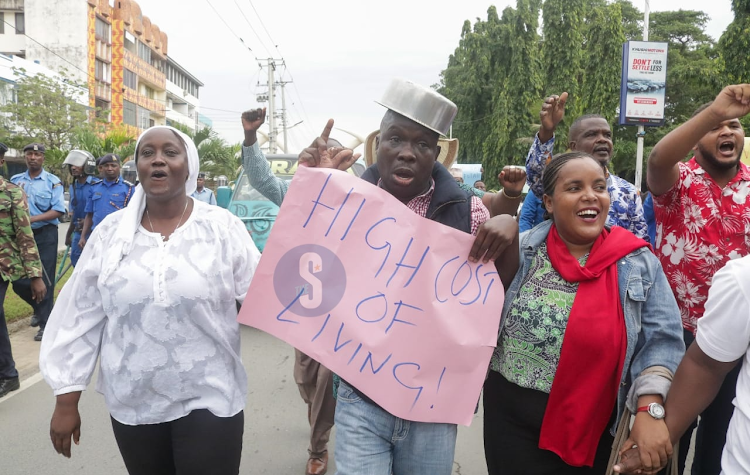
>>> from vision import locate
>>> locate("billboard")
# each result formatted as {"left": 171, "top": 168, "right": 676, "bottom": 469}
{"left": 618, "top": 41, "right": 669, "bottom": 126}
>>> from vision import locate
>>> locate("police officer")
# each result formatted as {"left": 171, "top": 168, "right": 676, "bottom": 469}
{"left": 0, "top": 142, "right": 46, "bottom": 396}
{"left": 62, "top": 150, "right": 97, "bottom": 266}
{"left": 191, "top": 172, "right": 217, "bottom": 205}
{"left": 79, "top": 153, "right": 134, "bottom": 248}
{"left": 10, "top": 143, "right": 66, "bottom": 342}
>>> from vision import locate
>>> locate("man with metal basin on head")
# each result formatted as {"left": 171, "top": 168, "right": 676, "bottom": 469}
{"left": 298, "top": 78, "right": 520, "bottom": 475}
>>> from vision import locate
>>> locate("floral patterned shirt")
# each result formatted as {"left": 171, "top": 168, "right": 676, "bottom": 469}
{"left": 490, "top": 242, "right": 586, "bottom": 393}
{"left": 526, "top": 134, "right": 649, "bottom": 242}
{"left": 653, "top": 158, "right": 750, "bottom": 333}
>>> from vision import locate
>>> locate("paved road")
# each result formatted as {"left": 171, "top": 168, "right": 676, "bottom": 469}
{"left": 0, "top": 325, "right": 487, "bottom": 475}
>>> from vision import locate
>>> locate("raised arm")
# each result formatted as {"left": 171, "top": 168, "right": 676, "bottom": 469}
{"left": 490, "top": 166, "right": 525, "bottom": 217}
{"left": 241, "top": 107, "right": 289, "bottom": 207}
{"left": 526, "top": 93, "right": 568, "bottom": 198}
{"left": 648, "top": 84, "right": 750, "bottom": 196}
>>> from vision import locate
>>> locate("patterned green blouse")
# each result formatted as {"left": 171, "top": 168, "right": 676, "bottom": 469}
{"left": 490, "top": 242, "right": 587, "bottom": 393}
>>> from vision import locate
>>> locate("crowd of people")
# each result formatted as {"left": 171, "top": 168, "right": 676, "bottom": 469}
{"left": 0, "top": 76, "right": 747, "bottom": 475}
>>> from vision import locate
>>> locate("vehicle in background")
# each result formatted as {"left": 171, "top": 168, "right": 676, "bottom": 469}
{"left": 61, "top": 191, "right": 71, "bottom": 223}
{"left": 218, "top": 154, "right": 366, "bottom": 251}
{"left": 452, "top": 163, "right": 483, "bottom": 186}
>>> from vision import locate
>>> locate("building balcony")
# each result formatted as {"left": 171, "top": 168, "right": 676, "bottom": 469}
{"left": 124, "top": 87, "right": 164, "bottom": 118}
{"left": 123, "top": 50, "right": 164, "bottom": 91}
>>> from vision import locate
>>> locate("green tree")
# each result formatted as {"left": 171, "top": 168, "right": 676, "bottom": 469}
{"left": 71, "top": 125, "right": 137, "bottom": 162}
{"left": 719, "top": 0, "right": 750, "bottom": 128}
{"left": 541, "top": 0, "right": 586, "bottom": 117}
{"left": 0, "top": 68, "right": 88, "bottom": 151}
{"left": 720, "top": 0, "right": 750, "bottom": 84}
{"left": 578, "top": 2, "right": 626, "bottom": 125}
{"left": 171, "top": 122, "right": 240, "bottom": 179}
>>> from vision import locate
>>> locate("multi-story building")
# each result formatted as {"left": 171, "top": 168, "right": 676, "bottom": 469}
{"left": 165, "top": 57, "right": 203, "bottom": 133}
{"left": 0, "top": 0, "right": 202, "bottom": 134}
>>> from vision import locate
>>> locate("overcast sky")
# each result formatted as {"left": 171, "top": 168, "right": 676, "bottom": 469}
{"left": 136, "top": 0, "right": 734, "bottom": 151}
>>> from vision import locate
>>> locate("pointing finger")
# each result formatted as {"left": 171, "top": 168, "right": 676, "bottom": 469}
{"left": 320, "top": 119, "right": 334, "bottom": 144}
{"left": 559, "top": 91, "right": 569, "bottom": 107}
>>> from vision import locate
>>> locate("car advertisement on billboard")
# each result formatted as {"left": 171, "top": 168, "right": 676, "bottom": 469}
{"left": 619, "top": 40, "right": 669, "bottom": 126}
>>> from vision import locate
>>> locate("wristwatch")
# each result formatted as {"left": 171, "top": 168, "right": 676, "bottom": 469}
{"left": 637, "top": 402, "right": 665, "bottom": 420}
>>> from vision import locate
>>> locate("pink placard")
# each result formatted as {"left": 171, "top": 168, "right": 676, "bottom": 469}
{"left": 239, "top": 166, "right": 504, "bottom": 425}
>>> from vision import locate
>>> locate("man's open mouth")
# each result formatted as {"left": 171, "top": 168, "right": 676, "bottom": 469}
{"left": 719, "top": 140, "right": 736, "bottom": 157}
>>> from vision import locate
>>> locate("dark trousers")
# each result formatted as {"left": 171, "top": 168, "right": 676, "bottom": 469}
{"left": 12, "top": 224, "right": 57, "bottom": 329}
{"left": 483, "top": 371, "right": 614, "bottom": 475}
{"left": 70, "top": 231, "right": 82, "bottom": 267}
{"left": 293, "top": 349, "right": 336, "bottom": 458}
{"left": 111, "top": 409, "right": 244, "bottom": 475}
{"left": 0, "top": 280, "right": 17, "bottom": 379}
{"left": 678, "top": 328, "right": 741, "bottom": 475}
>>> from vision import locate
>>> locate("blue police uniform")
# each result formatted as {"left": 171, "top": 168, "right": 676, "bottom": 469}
{"left": 10, "top": 169, "right": 66, "bottom": 332}
{"left": 85, "top": 177, "right": 134, "bottom": 231}
{"left": 10, "top": 170, "right": 66, "bottom": 229}
{"left": 68, "top": 176, "right": 97, "bottom": 266}
{"left": 191, "top": 187, "right": 217, "bottom": 205}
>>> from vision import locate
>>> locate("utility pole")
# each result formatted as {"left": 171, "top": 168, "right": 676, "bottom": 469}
{"left": 256, "top": 58, "right": 286, "bottom": 153}
{"left": 634, "top": 1, "right": 650, "bottom": 192}
{"left": 267, "top": 58, "right": 277, "bottom": 153}
{"left": 279, "top": 80, "right": 292, "bottom": 153}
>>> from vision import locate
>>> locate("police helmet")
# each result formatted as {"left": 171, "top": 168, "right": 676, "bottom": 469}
{"left": 63, "top": 150, "right": 97, "bottom": 174}
{"left": 121, "top": 159, "right": 138, "bottom": 184}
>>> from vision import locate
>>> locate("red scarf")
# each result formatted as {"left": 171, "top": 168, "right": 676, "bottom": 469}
{"left": 539, "top": 224, "right": 649, "bottom": 467}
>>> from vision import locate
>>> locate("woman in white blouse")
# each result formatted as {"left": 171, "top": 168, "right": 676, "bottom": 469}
{"left": 40, "top": 126, "right": 261, "bottom": 475}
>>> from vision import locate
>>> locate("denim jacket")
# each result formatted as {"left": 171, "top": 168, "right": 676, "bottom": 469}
{"left": 500, "top": 220, "right": 685, "bottom": 434}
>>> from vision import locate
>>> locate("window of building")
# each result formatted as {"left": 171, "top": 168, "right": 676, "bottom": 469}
{"left": 0, "top": 13, "right": 4, "bottom": 34}
{"left": 143, "top": 85, "right": 155, "bottom": 100}
{"left": 137, "top": 40, "right": 151, "bottom": 63}
{"left": 15, "top": 13, "right": 24, "bottom": 34}
{"left": 124, "top": 31, "right": 136, "bottom": 54}
{"left": 123, "top": 69, "right": 136, "bottom": 90}
{"left": 95, "top": 98, "right": 110, "bottom": 121}
{"left": 123, "top": 100, "right": 137, "bottom": 126}
{"left": 137, "top": 106, "right": 150, "bottom": 130}
{"left": 95, "top": 17, "right": 111, "bottom": 43}
{"left": 95, "top": 59, "right": 110, "bottom": 83}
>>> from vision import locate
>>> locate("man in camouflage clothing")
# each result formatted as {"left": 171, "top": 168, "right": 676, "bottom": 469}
{"left": 0, "top": 143, "right": 46, "bottom": 398}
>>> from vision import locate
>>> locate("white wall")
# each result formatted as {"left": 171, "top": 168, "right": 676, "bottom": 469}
{"left": 0, "top": 8, "right": 26, "bottom": 55}
{"left": 166, "top": 78, "right": 200, "bottom": 132}
{"left": 24, "top": 0, "right": 88, "bottom": 84}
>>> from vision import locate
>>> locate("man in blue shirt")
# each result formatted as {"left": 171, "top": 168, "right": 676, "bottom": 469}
{"left": 191, "top": 172, "right": 216, "bottom": 205}
{"left": 62, "top": 150, "right": 97, "bottom": 266}
{"left": 79, "top": 154, "right": 134, "bottom": 249}
{"left": 10, "top": 143, "right": 66, "bottom": 341}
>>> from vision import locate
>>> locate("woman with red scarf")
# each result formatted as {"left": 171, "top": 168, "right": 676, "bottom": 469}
{"left": 483, "top": 152, "right": 685, "bottom": 474}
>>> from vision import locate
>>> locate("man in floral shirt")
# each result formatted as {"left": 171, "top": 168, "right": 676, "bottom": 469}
{"left": 525, "top": 92, "right": 648, "bottom": 241}
{"left": 648, "top": 83, "right": 750, "bottom": 475}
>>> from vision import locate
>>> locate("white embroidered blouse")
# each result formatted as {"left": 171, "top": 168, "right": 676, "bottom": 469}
{"left": 40, "top": 199, "right": 261, "bottom": 425}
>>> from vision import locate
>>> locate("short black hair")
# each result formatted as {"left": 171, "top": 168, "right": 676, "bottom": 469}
{"left": 542, "top": 151, "right": 604, "bottom": 198}
{"left": 692, "top": 102, "right": 712, "bottom": 118}
{"left": 569, "top": 114, "right": 607, "bottom": 143}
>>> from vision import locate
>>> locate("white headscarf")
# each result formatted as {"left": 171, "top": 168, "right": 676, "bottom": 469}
{"left": 102, "top": 126, "right": 199, "bottom": 280}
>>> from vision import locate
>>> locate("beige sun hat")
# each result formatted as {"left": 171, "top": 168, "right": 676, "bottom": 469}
{"left": 375, "top": 78, "right": 458, "bottom": 136}
{"left": 363, "top": 130, "right": 459, "bottom": 168}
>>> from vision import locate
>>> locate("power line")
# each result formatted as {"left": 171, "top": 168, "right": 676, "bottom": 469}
{"left": 203, "top": 0, "right": 254, "bottom": 56}
{"left": 3, "top": 20, "right": 92, "bottom": 81}
{"left": 233, "top": 0, "right": 271, "bottom": 57}
{"left": 245, "top": 0, "right": 281, "bottom": 54}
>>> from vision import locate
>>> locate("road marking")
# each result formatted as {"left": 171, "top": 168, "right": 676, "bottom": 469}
{"left": 0, "top": 372, "right": 44, "bottom": 404}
